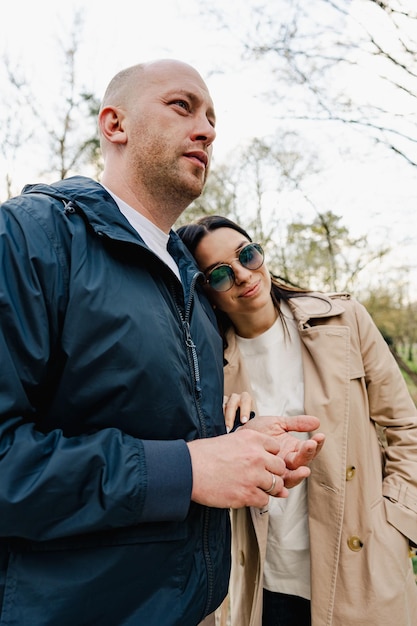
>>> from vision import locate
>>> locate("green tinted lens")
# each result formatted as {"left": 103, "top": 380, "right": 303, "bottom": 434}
{"left": 239, "top": 243, "right": 264, "bottom": 269}
{"left": 208, "top": 265, "right": 235, "bottom": 292}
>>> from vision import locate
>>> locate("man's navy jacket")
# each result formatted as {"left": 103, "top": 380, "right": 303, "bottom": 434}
{"left": 0, "top": 176, "right": 230, "bottom": 625}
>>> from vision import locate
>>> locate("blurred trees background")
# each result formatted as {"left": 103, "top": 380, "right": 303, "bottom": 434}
{"left": 1, "top": 0, "right": 416, "bottom": 399}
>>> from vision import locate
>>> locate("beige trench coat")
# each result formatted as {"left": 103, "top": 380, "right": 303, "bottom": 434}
{"left": 220, "top": 293, "right": 417, "bottom": 626}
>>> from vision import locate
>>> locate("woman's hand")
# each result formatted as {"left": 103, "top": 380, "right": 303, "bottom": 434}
{"left": 223, "top": 392, "right": 253, "bottom": 432}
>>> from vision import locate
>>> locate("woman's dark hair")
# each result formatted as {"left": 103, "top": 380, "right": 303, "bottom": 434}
{"left": 177, "top": 215, "right": 252, "bottom": 256}
{"left": 177, "top": 215, "right": 310, "bottom": 342}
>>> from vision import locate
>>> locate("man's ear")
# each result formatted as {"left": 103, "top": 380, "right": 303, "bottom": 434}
{"left": 98, "top": 106, "right": 127, "bottom": 145}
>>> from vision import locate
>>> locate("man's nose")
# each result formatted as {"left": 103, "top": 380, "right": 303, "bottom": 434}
{"left": 192, "top": 116, "right": 216, "bottom": 145}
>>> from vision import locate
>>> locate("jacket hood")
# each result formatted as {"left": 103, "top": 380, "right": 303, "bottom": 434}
{"left": 22, "top": 176, "right": 137, "bottom": 241}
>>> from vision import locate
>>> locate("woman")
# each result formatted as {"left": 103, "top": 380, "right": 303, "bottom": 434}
{"left": 177, "top": 216, "right": 417, "bottom": 626}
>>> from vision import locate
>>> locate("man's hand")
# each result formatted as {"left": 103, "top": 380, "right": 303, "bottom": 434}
{"left": 187, "top": 414, "right": 325, "bottom": 510}
{"left": 242, "top": 415, "right": 325, "bottom": 488}
{"left": 187, "top": 429, "right": 290, "bottom": 510}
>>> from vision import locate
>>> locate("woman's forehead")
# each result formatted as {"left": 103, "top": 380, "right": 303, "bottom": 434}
{"left": 197, "top": 228, "right": 249, "bottom": 263}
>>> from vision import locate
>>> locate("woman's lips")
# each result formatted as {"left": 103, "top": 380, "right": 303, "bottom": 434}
{"left": 240, "top": 281, "right": 260, "bottom": 297}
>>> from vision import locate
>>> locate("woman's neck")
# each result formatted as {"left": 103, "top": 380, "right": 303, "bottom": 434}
{"left": 232, "top": 301, "right": 278, "bottom": 339}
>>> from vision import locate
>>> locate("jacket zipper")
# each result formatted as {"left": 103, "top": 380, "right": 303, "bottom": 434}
{"left": 170, "top": 273, "right": 207, "bottom": 436}
{"left": 170, "top": 275, "right": 215, "bottom": 618}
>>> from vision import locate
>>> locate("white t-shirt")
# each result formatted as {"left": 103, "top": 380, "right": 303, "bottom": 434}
{"left": 236, "top": 301, "right": 311, "bottom": 600}
{"left": 102, "top": 186, "right": 181, "bottom": 280}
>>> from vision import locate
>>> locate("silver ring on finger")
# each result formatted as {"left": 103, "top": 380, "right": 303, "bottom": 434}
{"left": 264, "top": 472, "right": 276, "bottom": 494}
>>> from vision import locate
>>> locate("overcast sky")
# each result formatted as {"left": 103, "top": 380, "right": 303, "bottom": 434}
{"left": 2, "top": 0, "right": 416, "bottom": 296}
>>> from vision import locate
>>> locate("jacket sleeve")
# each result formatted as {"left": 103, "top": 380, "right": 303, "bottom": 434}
{"left": 0, "top": 199, "right": 192, "bottom": 542}
{"left": 354, "top": 299, "right": 417, "bottom": 544}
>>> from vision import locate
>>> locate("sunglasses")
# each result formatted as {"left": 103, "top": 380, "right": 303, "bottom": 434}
{"left": 205, "top": 243, "right": 265, "bottom": 292}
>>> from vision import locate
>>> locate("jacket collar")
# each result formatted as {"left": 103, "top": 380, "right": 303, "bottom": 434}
{"left": 224, "top": 292, "right": 347, "bottom": 363}
{"left": 286, "top": 292, "right": 346, "bottom": 327}
{"left": 23, "top": 176, "right": 203, "bottom": 297}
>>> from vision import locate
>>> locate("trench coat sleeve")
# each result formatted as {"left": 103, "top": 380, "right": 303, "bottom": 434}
{"left": 0, "top": 200, "right": 192, "bottom": 542}
{"left": 355, "top": 300, "right": 417, "bottom": 544}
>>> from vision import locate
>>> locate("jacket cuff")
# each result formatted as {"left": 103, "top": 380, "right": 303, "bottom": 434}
{"left": 141, "top": 439, "right": 192, "bottom": 522}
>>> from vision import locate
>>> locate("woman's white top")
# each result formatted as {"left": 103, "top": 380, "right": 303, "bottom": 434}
{"left": 236, "top": 300, "right": 311, "bottom": 600}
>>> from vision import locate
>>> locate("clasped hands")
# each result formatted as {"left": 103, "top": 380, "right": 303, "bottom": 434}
{"left": 188, "top": 392, "right": 325, "bottom": 510}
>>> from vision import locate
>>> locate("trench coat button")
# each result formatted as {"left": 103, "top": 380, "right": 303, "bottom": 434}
{"left": 239, "top": 550, "right": 245, "bottom": 567}
{"left": 347, "top": 536, "right": 363, "bottom": 551}
{"left": 346, "top": 466, "right": 356, "bottom": 481}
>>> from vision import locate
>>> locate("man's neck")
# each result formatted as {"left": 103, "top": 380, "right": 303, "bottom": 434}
{"left": 101, "top": 174, "right": 185, "bottom": 234}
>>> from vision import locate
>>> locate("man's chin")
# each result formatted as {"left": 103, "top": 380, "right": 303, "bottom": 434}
{"left": 171, "top": 169, "right": 206, "bottom": 205}
{"left": 184, "top": 176, "right": 206, "bottom": 200}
